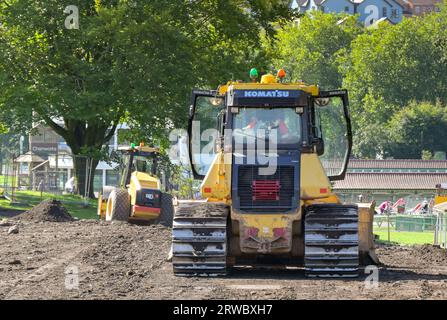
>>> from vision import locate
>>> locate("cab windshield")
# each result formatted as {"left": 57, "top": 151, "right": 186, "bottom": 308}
{"left": 133, "top": 155, "right": 155, "bottom": 174}
{"left": 121, "top": 154, "right": 155, "bottom": 179}
{"left": 233, "top": 107, "right": 302, "bottom": 145}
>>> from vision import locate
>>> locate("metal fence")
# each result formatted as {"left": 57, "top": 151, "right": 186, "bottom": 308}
{"left": 374, "top": 212, "right": 447, "bottom": 246}
{"left": 0, "top": 154, "right": 115, "bottom": 216}
{"left": 0, "top": 145, "right": 181, "bottom": 219}
{"left": 434, "top": 211, "right": 447, "bottom": 249}
{"left": 1, "top": 154, "right": 122, "bottom": 194}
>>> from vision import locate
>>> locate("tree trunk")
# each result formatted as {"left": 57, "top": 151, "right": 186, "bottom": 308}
{"left": 73, "top": 156, "right": 99, "bottom": 199}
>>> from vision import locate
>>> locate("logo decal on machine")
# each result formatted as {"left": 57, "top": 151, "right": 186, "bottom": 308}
{"left": 243, "top": 90, "right": 290, "bottom": 98}
{"left": 145, "top": 193, "right": 154, "bottom": 200}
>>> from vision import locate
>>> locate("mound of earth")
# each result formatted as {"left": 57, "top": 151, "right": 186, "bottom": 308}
{"left": 18, "top": 199, "right": 74, "bottom": 222}
{"left": 413, "top": 244, "right": 447, "bottom": 264}
{"left": 376, "top": 243, "right": 447, "bottom": 269}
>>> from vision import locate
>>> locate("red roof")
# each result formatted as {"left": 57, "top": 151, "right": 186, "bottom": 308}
{"left": 321, "top": 159, "right": 447, "bottom": 172}
{"left": 333, "top": 173, "right": 447, "bottom": 190}
{"left": 406, "top": 0, "right": 442, "bottom": 6}
{"left": 348, "top": 159, "right": 447, "bottom": 169}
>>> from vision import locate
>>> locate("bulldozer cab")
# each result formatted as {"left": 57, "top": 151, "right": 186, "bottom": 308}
{"left": 117, "top": 145, "right": 159, "bottom": 188}
{"left": 188, "top": 88, "right": 352, "bottom": 182}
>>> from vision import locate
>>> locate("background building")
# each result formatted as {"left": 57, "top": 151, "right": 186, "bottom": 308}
{"left": 405, "top": 0, "right": 442, "bottom": 15}
{"left": 294, "top": 0, "right": 441, "bottom": 23}
{"left": 334, "top": 159, "right": 447, "bottom": 208}
{"left": 296, "top": 0, "right": 405, "bottom": 24}
{"left": 24, "top": 123, "right": 128, "bottom": 193}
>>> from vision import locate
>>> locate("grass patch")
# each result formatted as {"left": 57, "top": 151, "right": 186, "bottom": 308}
{"left": 374, "top": 228, "right": 434, "bottom": 245}
{"left": 0, "top": 175, "right": 17, "bottom": 188}
{"left": 0, "top": 190, "right": 98, "bottom": 220}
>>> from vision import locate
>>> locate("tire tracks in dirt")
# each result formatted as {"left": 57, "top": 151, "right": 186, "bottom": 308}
{"left": 2, "top": 245, "right": 92, "bottom": 299}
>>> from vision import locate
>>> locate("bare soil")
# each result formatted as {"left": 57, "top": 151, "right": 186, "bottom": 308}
{"left": 0, "top": 208, "right": 24, "bottom": 219}
{"left": 0, "top": 219, "right": 446, "bottom": 300}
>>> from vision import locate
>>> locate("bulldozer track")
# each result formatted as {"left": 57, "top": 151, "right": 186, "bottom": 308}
{"left": 304, "top": 204, "right": 359, "bottom": 278}
{"left": 172, "top": 202, "right": 229, "bottom": 277}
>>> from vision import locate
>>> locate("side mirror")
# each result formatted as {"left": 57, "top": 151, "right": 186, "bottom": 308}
{"left": 315, "top": 97, "right": 330, "bottom": 107}
{"left": 314, "top": 137, "right": 325, "bottom": 156}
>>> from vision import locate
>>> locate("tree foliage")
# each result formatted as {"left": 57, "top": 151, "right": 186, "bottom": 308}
{"left": 387, "top": 101, "right": 447, "bottom": 159}
{"left": 344, "top": 11, "right": 447, "bottom": 158}
{"left": 0, "top": 0, "right": 294, "bottom": 195}
{"left": 273, "top": 6, "right": 447, "bottom": 159}
{"left": 271, "top": 12, "right": 363, "bottom": 89}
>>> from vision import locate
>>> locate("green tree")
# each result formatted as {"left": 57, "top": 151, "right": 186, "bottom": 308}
{"left": 344, "top": 13, "right": 447, "bottom": 158}
{"left": 0, "top": 124, "right": 7, "bottom": 135}
{"left": 271, "top": 12, "right": 363, "bottom": 89}
{"left": 387, "top": 101, "right": 447, "bottom": 159}
{"left": 430, "top": 0, "right": 447, "bottom": 64}
{"left": 346, "top": 17, "right": 447, "bottom": 107}
{"left": 0, "top": 0, "right": 293, "bottom": 197}
{"left": 422, "top": 150, "right": 433, "bottom": 161}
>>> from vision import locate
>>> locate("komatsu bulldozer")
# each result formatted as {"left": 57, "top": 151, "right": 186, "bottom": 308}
{"left": 435, "top": 183, "right": 447, "bottom": 206}
{"left": 172, "top": 70, "right": 377, "bottom": 278}
{"left": 98, "top": 144, "right": 174, "bottom": 225}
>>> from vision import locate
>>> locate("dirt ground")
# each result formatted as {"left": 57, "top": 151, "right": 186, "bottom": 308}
{"left": 0, "top": 208, "right": 24, "bottom": 218}
{"left": 0, "top": 218, "right": 446, "bottom": 300}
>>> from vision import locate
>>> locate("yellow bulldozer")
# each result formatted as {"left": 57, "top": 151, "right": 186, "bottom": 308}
{"left": 98, "top": 144, "right": 174, "bottom": 225}
{"left": 171, "top": 69, "right": 377, "bottom": 278}
{"left": 435, "top": 183, "right": 447, "bottom": 206}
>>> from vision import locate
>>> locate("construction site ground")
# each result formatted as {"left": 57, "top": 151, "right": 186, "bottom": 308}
{"left": 0, "top": 215, "right": 446, "bottom": 300}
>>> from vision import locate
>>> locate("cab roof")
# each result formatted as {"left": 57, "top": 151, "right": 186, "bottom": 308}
{"left": 218, "top": 74, "right": 319, "bottom": 97}
{"left": 118, "top": 146, "right": 160, "bottom": 154}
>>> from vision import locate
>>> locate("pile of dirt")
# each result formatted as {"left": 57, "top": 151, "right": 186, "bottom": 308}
{"left": 412, "top": 244, "right": 447, "bottom": 264}
{"left": 18, "top": 199, "right": 74, "bottom": 222}
{"left": 376, "top": 244, "right": 447, "bottom": 269}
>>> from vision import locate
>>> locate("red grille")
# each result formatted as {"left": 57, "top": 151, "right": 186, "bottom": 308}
{"left": 252, "top": 180, "right": 280, "bottom": 201}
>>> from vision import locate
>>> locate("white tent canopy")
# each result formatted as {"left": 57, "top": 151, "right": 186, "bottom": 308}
{"left": 97, "top": 161, "right": 119, "bottom": 171}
